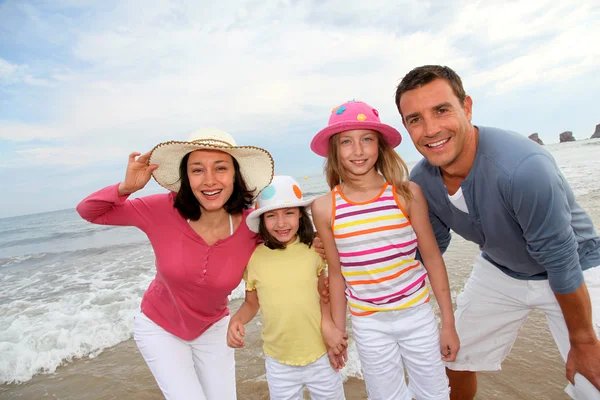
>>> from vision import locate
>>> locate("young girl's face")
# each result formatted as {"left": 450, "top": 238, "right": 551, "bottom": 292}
{"left": 337, "top": 129, "right": 379, "bottom": 176}
{"left": 263, "top": 207, "right": 301, "bottom": 245}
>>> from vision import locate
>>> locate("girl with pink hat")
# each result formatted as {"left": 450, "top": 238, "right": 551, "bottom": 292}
{"left": 311, "top": 100, "right": 459, "bottom": 399}
{"left": 226, "top": 175, "right": 347, "bottom": 399}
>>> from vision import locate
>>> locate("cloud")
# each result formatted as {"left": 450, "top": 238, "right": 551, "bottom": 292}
{"left": 3, "top": 1, "right": 596, "bottom": 136}
{"left": 0, "top": 0, "right": 599, "bottom": 217}
{"left": 0, "top": 121, "right": 66, "bottom": 142}
{"left": 450, "top": 1, "right": 600, "bottom": 92}
{"left": 1, "top": 1, "right": 475, "bottom": 152}
{"left": 0, "top": 58, "right": 19, "bottom": 81}
{"left": 0, "top": 58, "right": 52, "bottom": 87}
{"left": 12, "top": 145, "right": 128, "bottom": 167}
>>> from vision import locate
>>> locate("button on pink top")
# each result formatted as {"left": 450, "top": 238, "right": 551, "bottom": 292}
{"left": 76, "top": 184, "right": 259, "bottom": 340}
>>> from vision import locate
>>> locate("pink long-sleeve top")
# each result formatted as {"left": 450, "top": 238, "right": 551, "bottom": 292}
{"left": 76, "top": 184, "right": 259, "bottom": 340}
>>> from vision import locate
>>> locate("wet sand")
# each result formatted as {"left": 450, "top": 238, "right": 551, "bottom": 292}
{"left": 1, "top": 190, "right": 599, "bottom": 400}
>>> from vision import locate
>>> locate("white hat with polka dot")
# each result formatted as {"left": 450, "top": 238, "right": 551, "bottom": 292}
{"left": 246, "top": 175, "right": 315, "bottom": 233}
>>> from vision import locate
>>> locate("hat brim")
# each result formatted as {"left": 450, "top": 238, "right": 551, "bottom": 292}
{"left": 310, "top": 121, "right": 402, "bottom": 157}
{"left": 245, "top": 198, "right": 315, "bottom": 233}
{"left": 149, "top": 141, "right": 274, "bottom": 199}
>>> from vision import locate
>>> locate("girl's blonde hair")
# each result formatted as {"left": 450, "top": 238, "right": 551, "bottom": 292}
{"left": 325, "top": 132, "right": 413, "bottom": 202}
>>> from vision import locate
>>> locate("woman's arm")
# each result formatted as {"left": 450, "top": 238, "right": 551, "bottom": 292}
{"left": 76, "top": 151, "right": 160, "bottom": 228}
{"left": 406, "top": 182, "right": 459, "bottom": 361}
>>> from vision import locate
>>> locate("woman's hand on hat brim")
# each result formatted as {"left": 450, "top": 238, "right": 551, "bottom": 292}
{"left": 118, "top": 151, "right": 159, "bottom": 196}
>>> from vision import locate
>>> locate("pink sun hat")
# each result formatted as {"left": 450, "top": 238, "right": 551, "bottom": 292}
{"left": 310, "top": 100, "right": 402, "bottom": 157}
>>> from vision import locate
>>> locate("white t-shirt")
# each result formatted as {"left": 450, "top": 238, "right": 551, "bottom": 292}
{"left": 448, "top": 187, "right": 469, "bottom": 214}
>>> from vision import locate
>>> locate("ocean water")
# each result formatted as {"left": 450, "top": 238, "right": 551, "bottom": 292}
{"left": 1, "top": 138, "right": 599, "bottom": 384}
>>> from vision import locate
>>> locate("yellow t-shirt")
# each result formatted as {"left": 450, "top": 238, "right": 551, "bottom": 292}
{"left": 244, "top": 238, "right": 326, "bottom": 366}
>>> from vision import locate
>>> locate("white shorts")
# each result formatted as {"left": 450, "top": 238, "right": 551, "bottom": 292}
{"left": 265, "top": 353, "right": 345, "bottom": 400}
{"left": 133, "top": 312, "right": 236, "bottom": 400}
{"left": 350, "top": 302, "right": 450, "bottom": 400}
{"left": 446, "top": 256, "right": 600, "bottom": 399}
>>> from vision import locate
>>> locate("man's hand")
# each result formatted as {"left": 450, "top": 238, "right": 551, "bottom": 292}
{"left": 566, "top": 340, "right": 600, "bottom": 391}
{"left": 553, "top": 283, "right": 600, "bottom": 391}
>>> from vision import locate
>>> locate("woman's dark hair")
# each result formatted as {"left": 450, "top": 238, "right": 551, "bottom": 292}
{"left": 174, "top": 152, "right": 254, "bottom": 220}
{"left": 258, "top": 207, "right": 315, "bottom": 250}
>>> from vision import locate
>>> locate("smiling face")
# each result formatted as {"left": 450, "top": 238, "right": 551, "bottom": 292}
{"left": 186, "top": 149, "right": 235, "bottom": 212}
{"left": 262, "top": 207, "right": 301, "bottom": 245}
{"left": 399, "top": 78, "right": 473, "bottom": 169}
{"left": 336, "top": 129, "right": 380, "bottom": 178}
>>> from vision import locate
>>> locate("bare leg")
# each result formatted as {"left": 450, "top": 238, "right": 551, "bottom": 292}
{"left": 447, "top": 368, "right": 477, "bottom": 400}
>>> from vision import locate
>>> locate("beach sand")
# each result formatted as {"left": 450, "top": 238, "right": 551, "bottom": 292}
{"left": 1, "top": 189, "right": 599, "bottom": 400}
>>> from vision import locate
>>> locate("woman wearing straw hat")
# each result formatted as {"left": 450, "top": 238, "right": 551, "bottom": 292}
{"left": 76, "top": 128, "right": 274, "bottom": 400}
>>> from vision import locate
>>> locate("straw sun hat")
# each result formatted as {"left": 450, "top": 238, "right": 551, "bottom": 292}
{"left": 149, "top": 128, "right": 274, "bottom": 198}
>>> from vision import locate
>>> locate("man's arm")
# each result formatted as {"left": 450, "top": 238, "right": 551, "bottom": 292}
{"left": 409, "top": 175, "right": 452, "bottom": 257}
{"left": 554, "top": 284, "right": 600, "bottom": 388}
{"left": 511, "top": 154, "right": 599, "bottom": 389}
{"left": 428, "top": 208, "right": 452, "bottom": 255}
{"left": 510, "top": 154, "right": 583, "bottom": 293}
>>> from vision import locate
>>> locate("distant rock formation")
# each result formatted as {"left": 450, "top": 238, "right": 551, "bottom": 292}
{"left": 528, "top": 133, "right": 544, "bottom": 145}
{"left": 592, "top": 124, "right": 600, "bottom": 139}
{"left": 559, "top": 131, "right": 576, "bottom": 143}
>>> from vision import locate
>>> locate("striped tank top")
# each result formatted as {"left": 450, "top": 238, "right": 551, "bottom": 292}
{"left": 332, "top": 182, "right": 430, "bottom": 316}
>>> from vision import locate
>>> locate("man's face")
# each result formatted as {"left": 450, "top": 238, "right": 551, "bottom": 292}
{"left": 399, "top": 78, "right": 473, "bottom": 169}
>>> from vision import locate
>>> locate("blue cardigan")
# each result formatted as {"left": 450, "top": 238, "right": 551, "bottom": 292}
{"left": 411, "top": 126, "right": 600, "bottom": 294}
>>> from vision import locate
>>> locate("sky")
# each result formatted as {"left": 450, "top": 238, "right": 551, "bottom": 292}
{"left": 1, "top": 0, "right": 599, "bottom": 218}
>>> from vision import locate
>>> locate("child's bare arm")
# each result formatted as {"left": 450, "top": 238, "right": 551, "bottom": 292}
{"left": 227, "top": 290, "right": 259, "bottom": 348}
{"left": 319, "top": 271, "right": 348, "bottom": 367}
{"left": 312, "top": 195, "right": 348, "bottom": 333}
{"left": 405, "top": 182, "right": 460, "bottom": 361}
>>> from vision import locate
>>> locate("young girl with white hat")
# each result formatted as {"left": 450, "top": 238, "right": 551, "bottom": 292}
{"left": 227, "top": 175, "right": 347, "bottom": 400}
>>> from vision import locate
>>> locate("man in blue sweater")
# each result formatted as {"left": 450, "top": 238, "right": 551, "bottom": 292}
{"left": 395, "top": 65, "right": 600, "bottom": 399}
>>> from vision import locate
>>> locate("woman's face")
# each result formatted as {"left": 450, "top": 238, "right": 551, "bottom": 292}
{"left": 186, "top": 150, "right": 235, "bottom": 212}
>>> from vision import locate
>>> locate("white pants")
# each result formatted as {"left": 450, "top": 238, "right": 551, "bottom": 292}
{"left": 446, "top": 256, "right": 600, "bottom": 400}
{"left": 133, "top": 312, "right": 236, "bottom": 400}
{"left": 351, "top": 302, "right": 450, "bottom": 400}
{"left": 265, "top": 354, "right": 346, "bottom": 400}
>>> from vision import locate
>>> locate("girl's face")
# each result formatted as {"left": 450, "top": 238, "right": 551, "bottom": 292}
{"left": 337, "top": 129, "right": 379, "bottom": 177}
{"left": 263, "top": 207, "right": 301, "bottom": 245}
